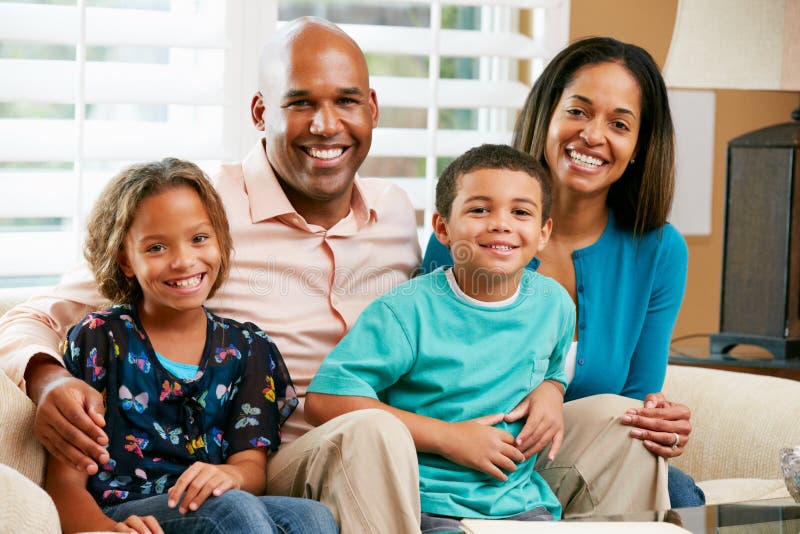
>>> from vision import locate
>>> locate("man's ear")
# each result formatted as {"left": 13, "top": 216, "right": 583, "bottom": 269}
{"left": 368, "top": 88, "right": 379, "bottom": 128}
{"left": 537, "top": 218, "right": 554, "bottom": 252}
{"left": 432, "top": 212, "right": 451, "bottom": 247}
{"left": 117, "top": 249, "right": 135, "bottom": 279}
{"left": 251, "top": 92, "right": 266, "bottom": 131}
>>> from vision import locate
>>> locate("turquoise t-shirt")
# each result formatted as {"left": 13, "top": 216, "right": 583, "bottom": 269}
{"left": 308, "top": 268, "right": 575, "bottom": 519}
{"left": 422, "top": 211, "right": 688, "bottom": 401}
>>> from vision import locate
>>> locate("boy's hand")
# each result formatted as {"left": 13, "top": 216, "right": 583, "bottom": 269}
{"left": 168, "top": 462, "right": 242, "bottom": 513}
{"left": 505, "top": 381, "right": 564, "bottom": 460}
{"left": 114, "top": 515, "right": 163, "bottom": 534}
{"left": 440, "top": 413, "right": 525, "bottom": 481}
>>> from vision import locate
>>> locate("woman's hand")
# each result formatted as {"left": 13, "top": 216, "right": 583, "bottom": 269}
{"left": 504, "top": 381, "right": 564, "bottom": 460}
{"left": 620, "top": 392, "right": 692, "bottom": 458}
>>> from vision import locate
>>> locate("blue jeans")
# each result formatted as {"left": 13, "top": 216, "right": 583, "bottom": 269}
{"left": 668, "top": 465, "right": 705, "bottom": 508}
{"left": 104, "top": 489, "right": 338, "bottom": 534}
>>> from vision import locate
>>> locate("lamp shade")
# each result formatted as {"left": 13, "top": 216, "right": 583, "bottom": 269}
{"left": 663, "top": 0, "right": 800, "bottom": 90}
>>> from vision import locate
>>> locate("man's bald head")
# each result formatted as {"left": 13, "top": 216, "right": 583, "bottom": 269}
{"left": 250, "top": 17, "right": 378, "bottom": 229}
{"left": 259, "top": 17, "right": 368, "bottom": 94}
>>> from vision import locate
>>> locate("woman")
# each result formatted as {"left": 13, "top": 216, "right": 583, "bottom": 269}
{"left": 423, "top": 36, "right": 703, "bottom": 510}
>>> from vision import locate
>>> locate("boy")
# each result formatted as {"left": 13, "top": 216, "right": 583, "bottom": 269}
{"left": 305, "top": 144, "right": 575, "bottom": 531}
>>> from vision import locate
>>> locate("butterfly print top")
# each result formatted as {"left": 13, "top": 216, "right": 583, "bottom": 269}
{"left": 63, "top": 303, "right": 298, "bottom": 506}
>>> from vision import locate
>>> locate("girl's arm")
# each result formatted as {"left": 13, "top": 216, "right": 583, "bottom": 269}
{"left": 45, "top": 453, "right": 113, "bottom": 533}
{"left": 167, "top": 448, "right": 268, "bottom": 514}
{"left": 45, "top": 453, "right": 162, "bottom": 534}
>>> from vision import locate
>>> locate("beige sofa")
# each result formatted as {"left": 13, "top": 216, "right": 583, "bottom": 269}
{"left": 1, "top": 289, "right": 799, "bottom": 531}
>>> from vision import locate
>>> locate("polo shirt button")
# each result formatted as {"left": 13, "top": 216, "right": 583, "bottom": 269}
{"left": 579, "top": 322, "right": 586, "bottom": 330}
{"left": 578, "top": 285, "right": 584, "bottom": 293}
{"left": 578, "top": 358, "right": 584, "bottom": 365}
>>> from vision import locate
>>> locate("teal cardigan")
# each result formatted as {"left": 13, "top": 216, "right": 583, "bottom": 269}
{"left": 421, "top": 211, "right": 688, "bottom": 402}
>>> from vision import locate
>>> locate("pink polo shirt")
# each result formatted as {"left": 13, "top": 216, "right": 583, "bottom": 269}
{"left": 0, "top": 142, "right": 421, "bottom": 442}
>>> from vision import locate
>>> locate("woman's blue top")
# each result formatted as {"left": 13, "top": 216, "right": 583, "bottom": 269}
{"left": 421, "top": 211, "right": 688, "bottom": 402}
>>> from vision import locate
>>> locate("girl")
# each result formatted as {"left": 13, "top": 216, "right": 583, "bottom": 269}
{"left": 44, "top": 158, "right": 338, "bottom": 534}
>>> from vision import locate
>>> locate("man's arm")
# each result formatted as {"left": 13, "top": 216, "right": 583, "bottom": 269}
{"left": 306, "top": 392, "right": 523, "bottom": 481}
{"left": 0, "top": 263, "right": 102, "bottom": 388}
{"left": 0, "top": 263, "right": 110, "bottom": 472}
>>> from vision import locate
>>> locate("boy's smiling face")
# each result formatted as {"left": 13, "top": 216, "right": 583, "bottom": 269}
{"left": 432, "top": 167, "right": 552, "bottom": 302}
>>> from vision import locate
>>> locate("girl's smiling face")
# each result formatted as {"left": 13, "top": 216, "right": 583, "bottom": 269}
{"left": 118, "top": 185, "right": 221, "bottom": 319}
{"left": 544, "top": 61, "right": 641, "bottom": 199}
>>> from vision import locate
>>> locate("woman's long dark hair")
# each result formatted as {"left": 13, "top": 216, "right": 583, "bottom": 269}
{"left": 512, "top": 36, "right": 675, "bottom": 235}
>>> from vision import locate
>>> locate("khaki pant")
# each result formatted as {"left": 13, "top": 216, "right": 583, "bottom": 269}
{"left": 267, "top": 396, "right": 669, "bottom": 533}
{"left": 265, "top": 409, "right": 421, "bottom": 534}
{"left": 0, "top": 379, "right": 666, "bottom": 534}
{"left": 537, "top": 394, "right": 671, "bottom": 518}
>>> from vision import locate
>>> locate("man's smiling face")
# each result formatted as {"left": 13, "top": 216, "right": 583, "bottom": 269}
{"left": 255, "top": 23, "right": 378, "bottom": 223}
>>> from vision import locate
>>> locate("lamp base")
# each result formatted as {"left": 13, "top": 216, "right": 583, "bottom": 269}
{"left": 710, "top": 333, "right": 800, "bottom": 360}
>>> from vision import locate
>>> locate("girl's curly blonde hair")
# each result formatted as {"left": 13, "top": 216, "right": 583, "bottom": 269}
{"left": 84, "top": 158, "right": 232, "bottom": 304}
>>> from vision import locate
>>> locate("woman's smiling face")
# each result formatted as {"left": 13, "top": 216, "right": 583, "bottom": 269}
{"left": 544, "top": 61, "right": 642, "bottom": 199}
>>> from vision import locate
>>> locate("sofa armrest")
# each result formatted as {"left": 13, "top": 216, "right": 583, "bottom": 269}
{"left": 663, "top": 364, "right": 800, "bottom": 482}
{"left": 0, "top": 369, "right": 46, "bottom": 486}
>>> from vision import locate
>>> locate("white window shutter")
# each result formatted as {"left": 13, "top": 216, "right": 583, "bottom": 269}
{"left": 0, "top": 0, "right": 263, "bottom": 285}
{"left": 0, "top": 0, "right": 567, "bottom": 287}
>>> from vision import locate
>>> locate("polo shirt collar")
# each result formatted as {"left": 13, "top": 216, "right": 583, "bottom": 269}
{"left": 243, "top": 141, "right": 377, "bottom": 231}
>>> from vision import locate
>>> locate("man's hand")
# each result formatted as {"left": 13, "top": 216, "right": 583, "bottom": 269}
{"left": 505, "top": 381, "right": 564, "bottom": 460}
{"left": 114, "top": 515, "right": 164, "bottom": 534}
{"left": 620, "top": 392, "right": 692, "bottom": 459}
{"left": 30, "top": 360, "right": 108, "bottom": 474}
{"left": 168, "top": 462, "right": 243, "bottom": 514}
{"left": 438, "top": 413, "right": 525, "bottom": 481}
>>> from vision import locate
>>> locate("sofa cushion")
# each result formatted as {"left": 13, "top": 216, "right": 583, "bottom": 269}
{"left": 664, "top": 365, "right": 800, "bottom": 482}
{"left": 0, "top": 463, "right": 59, "bottom": 533}
{"left": 697, "top": 478, "right": 790, "bottom": 506}
{"left": 0, "top": 369, "right": 46, "bottom": 485}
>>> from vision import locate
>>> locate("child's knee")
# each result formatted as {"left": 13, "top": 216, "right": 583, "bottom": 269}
{"left": 305, "top": 499, "right": 338, "bottom": 531}
{"left": 260, "top": 496, "right": 338, "bottom": 533}
{"left": 333, "top": 409, "right": 414, "bottom": 452}
{"left": 204, "top": 490, "right": 275, "bottom": 529}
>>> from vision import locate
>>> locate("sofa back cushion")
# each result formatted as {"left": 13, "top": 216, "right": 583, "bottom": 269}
{"left": 663, "top": 364, "right": 800, "bottom": 481}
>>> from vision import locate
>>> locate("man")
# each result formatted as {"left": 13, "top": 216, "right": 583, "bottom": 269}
{"left": 0, "top": 18, "right": 422, "bottom": 533}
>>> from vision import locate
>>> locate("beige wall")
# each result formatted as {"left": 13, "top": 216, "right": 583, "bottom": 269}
{"left": 569, "top": 0, "right": 800, "bottom": 339}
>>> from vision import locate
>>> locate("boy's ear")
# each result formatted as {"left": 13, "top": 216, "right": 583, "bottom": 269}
{"left": 432, "top": 212, "right": 451, "bottom": 247}
{"left": 117, "top": 249, "right": 135, "bottom": 278}
{"left": 537, "top": 218, "right": 554, "bottom": 252}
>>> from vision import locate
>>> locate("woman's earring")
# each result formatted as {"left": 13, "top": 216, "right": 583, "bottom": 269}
{"left": 629, "top": 158, "right": 635, "bottom": 165}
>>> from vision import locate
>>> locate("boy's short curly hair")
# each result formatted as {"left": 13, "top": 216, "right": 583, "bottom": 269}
{"left": 435, "top": 144, "right": 552, "bottom": 221}
{"left": 84, "top": 158, "right": 232, "bottom": 304}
